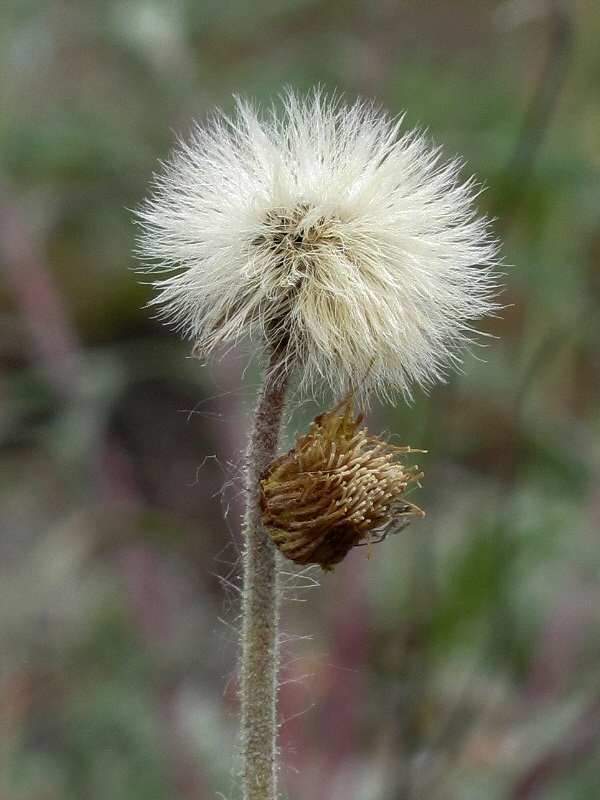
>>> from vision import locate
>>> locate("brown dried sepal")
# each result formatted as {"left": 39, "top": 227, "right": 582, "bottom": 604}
{"left": 260, "top": 398, "right": 424, "bottom": 571}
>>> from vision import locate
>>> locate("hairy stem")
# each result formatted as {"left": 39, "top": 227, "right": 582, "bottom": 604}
{"left": 241, "top": 349, "right": 292, "bottom": 800}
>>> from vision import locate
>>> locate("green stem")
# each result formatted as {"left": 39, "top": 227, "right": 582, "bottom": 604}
{"left": 241, "top": 349, "right": 291, "bottom": 800}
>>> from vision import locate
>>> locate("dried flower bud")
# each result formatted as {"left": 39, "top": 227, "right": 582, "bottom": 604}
{"left": 260, "top": 399, "right": 424, "bottom": 571}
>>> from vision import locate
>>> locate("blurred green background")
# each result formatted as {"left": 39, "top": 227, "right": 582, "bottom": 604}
{"left": 1, "top": 1, "right": 599, "bottom": 798}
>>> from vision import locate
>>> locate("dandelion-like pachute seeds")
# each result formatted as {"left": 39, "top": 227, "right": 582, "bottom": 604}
{"left": 137, "top": 90, "right": 500, "bottom": 400}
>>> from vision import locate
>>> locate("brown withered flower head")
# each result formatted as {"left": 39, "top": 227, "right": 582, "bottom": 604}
{"left": 260, "top": 399, "right": 424, "bottom": 571}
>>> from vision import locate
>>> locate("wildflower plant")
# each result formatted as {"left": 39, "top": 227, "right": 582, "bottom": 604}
{"left": 137, "top": 89, "right": 499, "bottom": 800}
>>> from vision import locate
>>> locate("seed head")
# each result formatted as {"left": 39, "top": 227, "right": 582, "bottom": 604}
{"left": 260, "top": 399, "right": 424, "bottom": 571}
{"left": 137, "top": 89, "right": 500, "bottom": 398}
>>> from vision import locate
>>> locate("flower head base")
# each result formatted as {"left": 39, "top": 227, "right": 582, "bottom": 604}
{"left": 260, "top": 399, "right": 424, "bottom": 571}
{"left": 137, "top": 90, "right": 500, "bottom": 399}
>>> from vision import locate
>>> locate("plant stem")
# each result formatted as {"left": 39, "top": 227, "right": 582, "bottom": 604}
{"left": 241, "top": 348, "right": 292, "bottom": 800}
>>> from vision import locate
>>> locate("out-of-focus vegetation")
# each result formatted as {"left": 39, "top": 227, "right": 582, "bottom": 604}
{"left": 1, "top": 1, "right": 599, "bottom": 798}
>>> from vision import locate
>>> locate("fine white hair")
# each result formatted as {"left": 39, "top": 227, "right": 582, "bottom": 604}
{"left": 137, "top": 89, "right": 500, "bottom": 400}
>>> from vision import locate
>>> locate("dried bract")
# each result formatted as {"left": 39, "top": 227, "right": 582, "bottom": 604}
{"left": 260, "top": 399, "right": 424, "bottom": 570}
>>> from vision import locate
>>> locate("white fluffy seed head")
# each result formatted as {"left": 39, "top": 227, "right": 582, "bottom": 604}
{"left": 136, "top": 89, "right": 501, "bottom": 399}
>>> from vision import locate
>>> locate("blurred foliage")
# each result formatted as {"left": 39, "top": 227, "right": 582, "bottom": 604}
{"left": 1, "top": 1, "right": 600, "bottom": 799}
